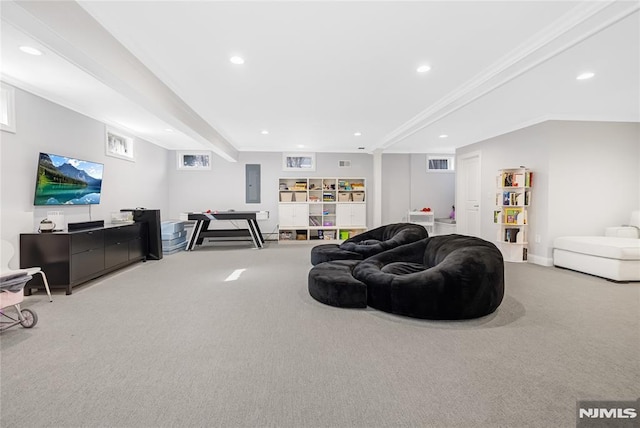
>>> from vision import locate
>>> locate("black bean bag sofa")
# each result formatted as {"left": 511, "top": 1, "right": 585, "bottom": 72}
{"left": 352, "top": 234, "right": 504, "bottom": 320}
{"left": 310, "top": 223, "right": 428, "bottom": 266}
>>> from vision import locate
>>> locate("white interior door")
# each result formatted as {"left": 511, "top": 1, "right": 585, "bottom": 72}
{"left": 457, "top": 151, "right": 481, "bottom": 237}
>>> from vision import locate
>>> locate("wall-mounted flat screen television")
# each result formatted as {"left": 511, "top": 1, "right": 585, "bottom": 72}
{"left": 34, "top": 152, "right": 104, "bottom": 205}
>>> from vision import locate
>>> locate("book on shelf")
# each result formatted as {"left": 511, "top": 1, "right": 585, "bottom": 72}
{"left": 512, "top": 173, "right": 524, "bottom": 187}
{"left": 513, "top": 192, "right": 524, "bottom": 205}
{"left": 503, "top": 191, "right": 511, "bottom": 205}
{"left": 504, "top": 228, "right": 521, "bottom": 243}
{"left": 500, "top": 170, "right": 532, "bottom": 188}
{"left": 493, "top": 210, "right": 501, "bottom": 224}
{"left": 502, "top": 172, "right": 513, "bottom": 187}
{"left": 500, "top": 191, "right": 526, "bottom": 206}
{"left": 504, "top": 207, "right": 524, "bottom": 224}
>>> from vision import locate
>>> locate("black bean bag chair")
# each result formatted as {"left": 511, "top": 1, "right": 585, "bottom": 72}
{"left": 310, "top": 223, "right": 428, "bottom": 265}
{"left": 352, "top": 234, "right": 504, "bottom": 320}
{"left": 308, "top": 259, "right": 367, "bottom": 308}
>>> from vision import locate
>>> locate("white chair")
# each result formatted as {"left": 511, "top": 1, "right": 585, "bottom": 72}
{"left": 1, "top": 239, "right": 52, "bottom": 302}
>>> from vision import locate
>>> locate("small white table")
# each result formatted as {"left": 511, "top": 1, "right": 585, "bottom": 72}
{"left": 407, "top": 211, "right": 434, "bottom": 235}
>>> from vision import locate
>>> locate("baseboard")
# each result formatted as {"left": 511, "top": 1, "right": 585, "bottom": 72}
{"left": 527, "top": 254, "right": 553, "bottom": 266}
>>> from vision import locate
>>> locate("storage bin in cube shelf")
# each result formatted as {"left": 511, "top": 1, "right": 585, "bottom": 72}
{"left": 294, "top": 192, "right": 307, "bottom": 202}
{"left": 280, "top": 231, "right": 294, "bottom": 240}
{"left": 324, "top": 231, "right": 336, "bottom": 240}
{"left": 338, "top": 192, "right": 351, "bottom": 202}
{"left": 352, "top": 192, "right": 365, "bottom": 202}
{"left": 280, "top": 192, "right": 293, "bottom": 202}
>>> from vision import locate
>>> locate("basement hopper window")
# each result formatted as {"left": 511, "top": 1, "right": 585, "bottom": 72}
{"left": 0, "top": 83, "right": 16, "bottom": 133}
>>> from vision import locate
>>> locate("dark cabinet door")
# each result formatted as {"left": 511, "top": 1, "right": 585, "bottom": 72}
{"left": 71, "top": 230, "right": 104, "bottom": 254}
{"left": 22, "top": 222, "right": 146, "bottom": 293}
{"left": 129, "top": 237, "right": 145, "bottom": 260}
{"left": 105, "top": 242, "right": 129, "bottom": 268}
{"left": 70, "top": 248, "right": 105, "bottom": 282}
{"left": 20, "top": 234, "right": 71, "bottom": 285}
{"left": 105, "top": 225, "right": 139, "bottom": 246}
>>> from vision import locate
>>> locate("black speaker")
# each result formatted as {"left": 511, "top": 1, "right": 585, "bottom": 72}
{"left": 121, "top": 208, "right": 163, "bottom": 260}
{"left": 68, "top": 220, "right": 105, "bottom": 231}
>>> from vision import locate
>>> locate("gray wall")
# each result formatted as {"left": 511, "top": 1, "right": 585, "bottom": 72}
{"left": 381, "top": 154, "right": 411, "bottom": 224}
{"left": 410, "top": 154, "right": 455, "bottom": 219}
{"left": 457, "top": 120, "right": 639, "bottom": 264}
{"left": 0, "top": 85, "right": 170, "bottom": 256}
{"left": 167, "top": 151, "right": 375, "bottom": 239}
{"left": 381, "top": 154, "right": 455, "bottom": 224}
{"left": 4, "top": 85, "right": 636, "bottom": 263}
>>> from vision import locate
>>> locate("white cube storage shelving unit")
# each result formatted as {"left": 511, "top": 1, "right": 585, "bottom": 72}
{"left": 278, "top": 177, "right": 367, "bottom": 242}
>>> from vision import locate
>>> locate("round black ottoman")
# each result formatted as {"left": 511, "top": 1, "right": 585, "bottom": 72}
{"left": 308, "top": 259, "right": 367, "bottom": 308}
{"left": 310, "top": 244, "right": 363, "bottom": 266}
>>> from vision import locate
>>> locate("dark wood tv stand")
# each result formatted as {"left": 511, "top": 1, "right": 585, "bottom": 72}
{"left": 20, "top": 222, "right": 148, "bottom": 295}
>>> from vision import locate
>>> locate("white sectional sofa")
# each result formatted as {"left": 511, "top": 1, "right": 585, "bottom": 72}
{"left": 553, "top": 212, "right": 640, "bottom": 282}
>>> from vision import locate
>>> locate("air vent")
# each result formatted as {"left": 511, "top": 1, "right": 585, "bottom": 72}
{"left": 427, "top": 155, "right": 455, "bottom": 172}
{"left": 339, "top": 160, "right": 351, "bottom": 168}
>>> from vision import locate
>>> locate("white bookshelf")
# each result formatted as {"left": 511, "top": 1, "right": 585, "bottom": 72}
{"left": 278, "top": 177, "right": 367, "bottom": 242}
{"left": 493, "top": 168, "right": 532, "bottom": 262}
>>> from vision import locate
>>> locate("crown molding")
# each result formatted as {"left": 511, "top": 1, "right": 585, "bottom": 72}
{"left": 377, "top": 0, "right": 640, "bottom": 151}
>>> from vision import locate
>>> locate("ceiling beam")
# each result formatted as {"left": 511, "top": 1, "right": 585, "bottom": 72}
{"left": 2, "top": 0, "right": 239, "bottom": 162}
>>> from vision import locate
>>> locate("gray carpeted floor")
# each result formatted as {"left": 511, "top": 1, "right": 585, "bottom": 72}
{"left": 1, "top": 241, "right": 638, "bottom": 428}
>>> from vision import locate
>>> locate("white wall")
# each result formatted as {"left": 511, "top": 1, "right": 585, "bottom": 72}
{"left": 381, "top": 154, "right": 455, "bottom": 225}
{"left": 167, "top": 151, "right": 375, "bottom": 239}
{"left": 410, "top": 154, "right": 455, "bottom": 219}
{"left": 6, "top": 85, "right": 635, "bottom": 259}
{"left": 547, "top": 121, "right": 640, "bottom": 239}
{"left": 381, "top": 154, "right": 411, "bottom": 224}
{"left": 456, "top": 120, "right": 639, "bottom": 265}
{"left": 0, "top": 85, "right": 170, "bottom": 255}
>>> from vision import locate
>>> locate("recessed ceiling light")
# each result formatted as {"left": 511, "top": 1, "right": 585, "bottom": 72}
{"left": 261, "top": 130, "right": 269, "bottom": 135}
{"left": 164, "top": 128, "right": 174, "bottom": 132}
{"left": 354, "top": 132, "right": 362, "bottom": 137}
{"left": 417, "top": 65, "right": 431, "bottom": 73}
{"left": 439, "top": 134, "right": 448, "bottom": 138}
{"left": 576, "top": 72, "right": 595, "bottom": 80}
{"left": 19, "top": 46, "right": 43, "bottom": 56}
{"left": 230, "top": 56, "right": 245, "bottom": 65}
{"left": 297, "top": 144, "right": 305, "bottom": 148}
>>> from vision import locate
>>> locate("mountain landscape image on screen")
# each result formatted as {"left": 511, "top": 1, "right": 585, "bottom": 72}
{"left": 34, "top": 153, "right": 104, "bottom": 205}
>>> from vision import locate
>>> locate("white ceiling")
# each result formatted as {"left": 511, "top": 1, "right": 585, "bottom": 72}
{"left": 1, "top": 1, "right": 638, "bottom": 162}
